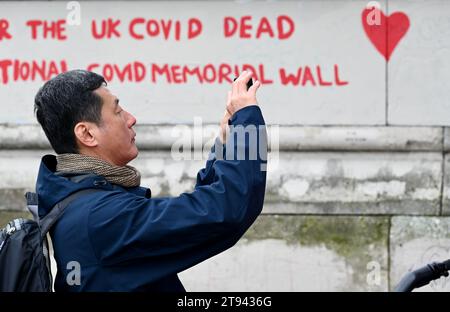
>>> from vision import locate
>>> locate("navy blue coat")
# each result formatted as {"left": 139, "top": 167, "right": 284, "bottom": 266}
{"left": 35, "top": 105, "right": 267, "bottom": 291}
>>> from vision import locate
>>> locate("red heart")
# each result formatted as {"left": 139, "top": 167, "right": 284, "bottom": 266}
{"left": 362, "top": 8, "right": 410, "bottom": 61}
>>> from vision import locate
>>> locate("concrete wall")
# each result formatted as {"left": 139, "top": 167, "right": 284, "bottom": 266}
{"left": 2, "top": 125, "right": 450, "bottom": 291}
{"left": 1, "top": 0, "right": 450, "bottom": 292}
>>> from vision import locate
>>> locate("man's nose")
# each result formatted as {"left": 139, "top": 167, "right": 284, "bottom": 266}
{"left": 126, "top": 111, "right": 137, "bottom": 128}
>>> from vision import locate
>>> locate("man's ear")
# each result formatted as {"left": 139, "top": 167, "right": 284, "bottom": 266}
{"left": 74, "top": 122, "right": 98, "bottom": 148}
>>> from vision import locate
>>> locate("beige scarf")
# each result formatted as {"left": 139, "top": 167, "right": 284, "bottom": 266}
{"left": 56, "top": 153, "right": 141, "bottom": 188}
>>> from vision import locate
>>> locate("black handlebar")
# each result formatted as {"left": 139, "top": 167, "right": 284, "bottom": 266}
{"left": 395, "top": 259, "right": 450, "bottom": 292}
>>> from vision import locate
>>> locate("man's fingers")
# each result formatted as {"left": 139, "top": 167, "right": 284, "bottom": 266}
{"left": 234, "top": 70, "right": 253, "bottom": 93}
{"left": 248, "top": 79, "right": 261, "bottom": 96}
{"left": 232, "top": 76, "right": 241, "bottom": 94}
{"left": 240, "top": 71, "right": 253, "bottom": 93}
{"left": 236, "top": 70, "right": 251, "bottom": 81}
{"left": 228, "top": 70, "right": 259, "bottom": 116}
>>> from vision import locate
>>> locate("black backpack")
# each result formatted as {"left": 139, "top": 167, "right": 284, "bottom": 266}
{"left": 0, "top": 189, "right": 98, "bottom": 292}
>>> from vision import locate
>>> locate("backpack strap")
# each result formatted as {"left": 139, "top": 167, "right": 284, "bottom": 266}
{"left": 39, "top": 188, "right": 102, "bottom": 239}
{"left": 25, "top": 192, "right": 39, "bottom": 222}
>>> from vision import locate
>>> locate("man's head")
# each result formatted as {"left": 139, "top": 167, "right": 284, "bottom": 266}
{"left": 35, "top": 70, "right": 138, "bottom": 166}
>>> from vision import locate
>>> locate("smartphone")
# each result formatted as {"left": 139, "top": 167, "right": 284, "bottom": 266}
{"left": 233, "top": 77, "right": 253, "bottom": 90}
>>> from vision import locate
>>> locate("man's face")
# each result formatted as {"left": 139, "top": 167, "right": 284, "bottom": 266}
{"left": 93, "top": 86, "right": 138, "bottom": 166}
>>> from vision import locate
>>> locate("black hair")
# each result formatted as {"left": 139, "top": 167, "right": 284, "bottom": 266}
{"left": 34, "top": 70, "right": 107, "bottom": 154}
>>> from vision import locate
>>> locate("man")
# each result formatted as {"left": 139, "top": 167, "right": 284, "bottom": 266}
{"left": 34, "top": 69, "right": 267, "bottom": 291}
